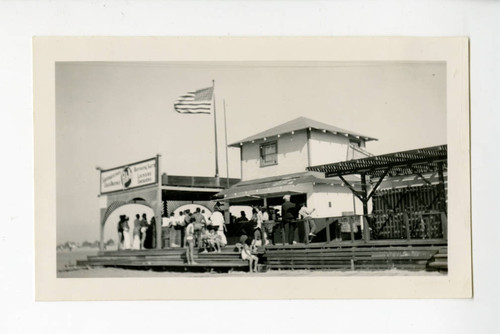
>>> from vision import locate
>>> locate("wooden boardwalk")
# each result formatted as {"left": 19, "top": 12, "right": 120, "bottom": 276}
{"left": 263, "top": 239, "right": 448, "bottom": 271}
{"left": 77, "top": 239, "right": 447, "bottom": 272}
{"left": 77, "top": 248, "right": 250, "bottom": 272}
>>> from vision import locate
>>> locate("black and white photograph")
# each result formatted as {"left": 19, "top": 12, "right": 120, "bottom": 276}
{"left": 34, "top": 37, "right": 471, "bottom": 301}
{"left": 55, "top": 61, "right": 449, "bottom": 277}
{"left": 6, "top": 0, "right": 500, "bottom": 332}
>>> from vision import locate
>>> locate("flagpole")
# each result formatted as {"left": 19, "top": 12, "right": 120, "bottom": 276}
{"left": 223, "top": 100, "right": 230, "bottom": 188}
{"left": 212, "top": 80, "right": 219, "bottom": 178}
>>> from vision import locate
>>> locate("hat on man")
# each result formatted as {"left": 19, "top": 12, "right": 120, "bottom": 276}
{"left": 283, "top": 195, "right": 291, "bottom": 201}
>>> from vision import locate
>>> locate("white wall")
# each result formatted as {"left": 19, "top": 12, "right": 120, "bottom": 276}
{"left": 240, "top": 131, "right": 308, "bottom": 181}
{"left": 306, "top": 184, "right": 365, "bottom": 218}
{"left": 309, "top": 130, "right": 351, "bottom": 166}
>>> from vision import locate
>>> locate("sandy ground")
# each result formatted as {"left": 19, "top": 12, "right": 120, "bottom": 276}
{"left": 57, "top": 248, "right": 99, "bottom": 271}
{"left": 57, "top": 249, "right": 445, "bottom": 278}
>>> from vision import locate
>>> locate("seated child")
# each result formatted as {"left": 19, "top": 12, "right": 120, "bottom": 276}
{"left": 207, "top": 228, "right": 221, "bottom": 253}
{"left": 199, "top": 226, "right": 210, "bottom": 253}
{"left": 241, "top": 238, "right": 258, "bottom": 272}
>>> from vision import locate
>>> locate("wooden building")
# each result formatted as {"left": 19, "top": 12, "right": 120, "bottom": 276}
{"left": 219, "top": 116, "right": 377, "bottom": 218}
{"left": 97, "top": 155, "right": 239, "bottom": 251}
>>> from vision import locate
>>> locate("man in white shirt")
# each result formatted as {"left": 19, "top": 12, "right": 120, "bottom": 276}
{"left": 161, "top": 213, "right": 173, "bottom": 248}
{"left": 209, "top": 210, "right": 227, "bottom": 246}
{"left": 298, "top": 203, "right": 317, "bottom": 237}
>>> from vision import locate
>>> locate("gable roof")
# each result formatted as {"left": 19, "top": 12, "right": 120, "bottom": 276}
{"left": 228, "top": 116, "right": 377, "bottom": 147}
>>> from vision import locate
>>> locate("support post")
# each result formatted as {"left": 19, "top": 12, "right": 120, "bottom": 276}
{"left": 362, "top": 215, "right": 370, "bottom": 244}
{"left": 349, "top": 217, "right": 355, "bottom": 243}
{"left": 441, "top": 211, "right": 448, "bottom": 241}
{"left": 437, "top": 162, "right": 447, "bottom": 215}
{"left": 156, "top": 154, "right": 162, "bottom": 249}
{"left": 223, "top": 100, "right": 230, "bottom": 188}
{"left": 212, "top": 80, "right": 219, "bottom": 178}
{"left": 99, "top": 208, "right": 105, "bottom": 252}
{"left": 262, "top": 197, "right": 268, "bottom": 245}
{"left": 360, "top": 173, "right": 371, "bottom": 242}
{"left": 306, "top": 128, "right": 312, "bottom": 167}
{"left": 303, "top": 219, "right": 310, "bottom": 244}
{"left": 404, "top": 212, "right": 411, "bottom": 241}
{"left": 325, "top": 218, "right": 331, "bottom": 243}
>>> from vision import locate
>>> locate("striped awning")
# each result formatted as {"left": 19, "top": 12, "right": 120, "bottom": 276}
{"left": 307, "top": 145, "right": 447, "bottom": 178}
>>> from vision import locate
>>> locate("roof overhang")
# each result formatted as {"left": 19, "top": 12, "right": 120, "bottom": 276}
{"left": 307, "top": 145, "right": 447, "bottom": 178}
{"left": 216, "top": 171, "right": 359, "bottom": 202}
{"left": 229, "top": 127, "right": 377, "bottom": 148}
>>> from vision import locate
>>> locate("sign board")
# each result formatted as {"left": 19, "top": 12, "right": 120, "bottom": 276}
{"left": 100, "top": 157, "right": 158, "bottom": 194}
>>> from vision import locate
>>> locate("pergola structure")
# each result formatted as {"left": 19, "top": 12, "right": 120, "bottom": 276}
{"left": 306, "top": 145, "right": 448, "bottom": 241}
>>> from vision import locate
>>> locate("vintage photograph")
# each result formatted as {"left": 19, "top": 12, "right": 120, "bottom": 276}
{"left": 34, "top": 37, "right": 470, "bottom": 300}
{"left": 56, "top": 60, "right": 448, "bottom": 277}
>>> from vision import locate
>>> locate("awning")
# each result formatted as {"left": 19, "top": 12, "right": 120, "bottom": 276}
{"left": 307, "top": 145, "right": 447, "bottom": 178}
{"left": 216, "top": 171, "right": 359, "bottom": 202}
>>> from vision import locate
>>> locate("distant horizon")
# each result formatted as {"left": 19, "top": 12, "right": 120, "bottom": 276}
{"left": 56, "top": 61, "right": 446, "bottom": 243}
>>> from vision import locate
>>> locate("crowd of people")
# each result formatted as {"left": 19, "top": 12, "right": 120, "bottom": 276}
{"left": 159, "top": 206, "right": 228, "bottom": 264}
{"left": 230, "top": 196, "right": 318, "bottom": 247}
{"left": 116, "top": 198, "right": 318, "bottom": 270}
{"left": 117, "top": 213, "right": 156, "bottom": 250}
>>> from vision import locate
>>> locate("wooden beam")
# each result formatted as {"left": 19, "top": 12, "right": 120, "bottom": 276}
{"left": 412, "top": 170, "right": 433, "bottom": 186}
{"left": 366, "top": 168, "right": 390, "bottom": 201}
{"left": 338, "top": 175, "right": 365, "bottom": 201}
{"left": 323, "top": 157, "right": 447, "bottom": 178}
{"left": 360, "top": 173, "right": 369, "bottom": 215}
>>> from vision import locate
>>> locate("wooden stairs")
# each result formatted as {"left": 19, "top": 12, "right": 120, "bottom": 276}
{"left": 263, "top": 240, "right": 448, "bottom": 271}
{"left": 76, "top": 248, "right": 251, "bottom": 272}
{"left": 426, "top": 248, "right": 448, "bottom": 272}
{"left": 76, "top": 240, "right": 448, "bottom": 273}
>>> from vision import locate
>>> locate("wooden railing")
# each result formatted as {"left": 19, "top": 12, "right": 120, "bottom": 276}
{"left": 258, "top": 211, "right": 447, "bottom": 246}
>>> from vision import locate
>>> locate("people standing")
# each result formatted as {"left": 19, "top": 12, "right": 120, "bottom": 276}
{"left": 140, "top": 213, "right": 148, "bottom": 250}
{"left": 145, "top": 216, "right": 156, "bottom": 249}
{"left": 261, "top": 207, "right": 271, "bottom": 245}
{"left": 174, "top": 211, "right": 185, "bottom": 248}
{"left": 209, "top": 209, "right": 227, "bottom": 247}
{"left": 167, "top": 212, "right": 177, "bottom": 247}
{"left": 256, "top": 206, "right": 264, "bottom": 230}
{"left": 281, "top": 195, "right": 297, "bottom": 245}
{"left": 161, "top": 213, "right": 171, "bottom": 249}
{"left": 132, "top": 214, "right": 141, "bottom": 250}
{"left": 261, "top": 208, "right": 269, "bottom": 222}
{"left": 185, "top": 217, "right": 196, "bottom": 265}
{"left": 192, "top": 207, "right": 207, "bottom": 249}
{"left": 117, "top": 215, "right": 125, "bottom": 250}
{"left": 298, "top": 203, "right": 317, "bottom": 239}
{"left": 183, "top": 210, "right": 191, "bottom": 248}
{"left": 201, "top": 209, "right": 211, "bottom": 223}
{"left": 122, "top": 216, "right": 131, "bottom": 249}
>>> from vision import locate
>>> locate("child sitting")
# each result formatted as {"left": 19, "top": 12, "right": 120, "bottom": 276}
{"left": 207, "top": 228, "right": 221, "bottom": 253}
{"left": 241, "top": 238, "right": 258, "bottom": 272}
{"left": 199, "top": 226, "right": 210, "bottom": 253}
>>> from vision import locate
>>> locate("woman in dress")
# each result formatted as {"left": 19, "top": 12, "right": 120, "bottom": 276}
{"left": 122, "top": 216, "right": 131, "bottom": 250}
{"left": 132, "top": 214, "right": 141, "bottom": 250}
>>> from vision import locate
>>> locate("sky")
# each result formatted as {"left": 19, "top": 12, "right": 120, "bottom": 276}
{"left": 56, "top": 61, "right": 446, "bottom": 243}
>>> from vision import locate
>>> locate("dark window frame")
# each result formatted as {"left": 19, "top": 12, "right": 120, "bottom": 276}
{"left": 260, "top": 141, "right": 278, "bottom": 167}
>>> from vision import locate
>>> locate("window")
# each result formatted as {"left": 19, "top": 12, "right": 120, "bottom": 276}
{"left": 349, "top": 140, "right": 361, "bottom": 147}
{"left": 260, "top": 142, "right": 277, "bottom": 167}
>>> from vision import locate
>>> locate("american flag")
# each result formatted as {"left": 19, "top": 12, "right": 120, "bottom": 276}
{"left": 174, "top": 86, "right": 213, "bottom": 114}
